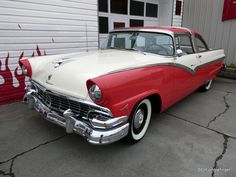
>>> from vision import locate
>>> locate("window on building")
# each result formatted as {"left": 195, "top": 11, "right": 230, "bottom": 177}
{"left": 195, "top": 35, "right": 209, "bottom": 52}
{"left": 111, "top": 0, "right": 128, "bottom": 14}
{"left": 146, "top": 3, "right": 158, "bottom": 17}
{"left": 175, "top": 0, "right": 182, "bottom": 15}
{"left": 99, "top": 0, "right": 108, "bottom": 12}
{"left": 130, "top": 19, "right": 144, "bottom": 27}
{"left": 114, "top": 22, "right": 125, "bottom": 29}
{"left": 175, "top": 35, "right": 194, "bottom": 54}
{"left": 130, "top": 0, "right": 144, "bottom": 16}
{"left": 99, "top": 16, "right": 109, "bottom": 34}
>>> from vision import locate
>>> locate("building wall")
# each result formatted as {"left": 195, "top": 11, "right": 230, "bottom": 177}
{"left": 158, "top": 0, "right": 173, "bottom": 26}
{"left": 0, "top": 0, "right": 98, "bottom": 105}
{"left": 183, "top": 0, "right": 236, "bottom": 65}
{"left": 99, "top": 0, "right": 174, "bottom": 46}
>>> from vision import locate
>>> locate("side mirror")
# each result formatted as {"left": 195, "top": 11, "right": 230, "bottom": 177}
{"left": 176, "top": 49, "right": 184, "bottom": 57}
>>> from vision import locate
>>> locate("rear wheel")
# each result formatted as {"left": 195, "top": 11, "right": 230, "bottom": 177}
{"left": 199, "top": 79, "right": 213, "bottom": 92}
{"left": 125, "top": 99, "right": 152, "bottom": 144}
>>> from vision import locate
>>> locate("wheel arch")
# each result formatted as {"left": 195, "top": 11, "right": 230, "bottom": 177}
{"left": 146, "top": 94, "right": 162, "bottom": 114}
{"left": 112, "top": 91, "right": 163, "bottom": 118}
{"left": 130, "top": 92, "right": 162, "bottom": 116}
{"left": 125, "top": 93, "right": 162, "bottom": 143}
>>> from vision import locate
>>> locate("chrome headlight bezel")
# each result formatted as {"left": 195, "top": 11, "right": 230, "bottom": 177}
{"left": 89, "top": 84, "right": 102, "bottom": 101}
{"left": 21, "top": 65, "right": 28, "bottom": 75}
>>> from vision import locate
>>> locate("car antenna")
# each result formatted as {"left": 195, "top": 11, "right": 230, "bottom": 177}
{"left": 85, "top": 22, "right": 88, "bottom": 52}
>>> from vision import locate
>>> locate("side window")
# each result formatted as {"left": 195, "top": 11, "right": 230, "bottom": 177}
{"left": 195, "top": 35, "right": 208, "bottom": 52}
{"left": 135, "top": 36, "right": 145, "bottom": 47}
{"left": 175, "top": 35, "right": 194, "bottom": 54}
{"left": 109, "top": 33, "right": 132, "bottom": 48}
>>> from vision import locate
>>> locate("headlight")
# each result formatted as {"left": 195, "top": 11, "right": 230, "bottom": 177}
{"left": 21, "top": 65, "right": 28, "bottom": 75}
{"left": 89, "top": 84, "right": 102, "bottom": 101}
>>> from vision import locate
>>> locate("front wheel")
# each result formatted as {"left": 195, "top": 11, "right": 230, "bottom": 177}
{"left": 199, "top": 79, "right": 213, "bottom": 92}
{"left": 125, "top": 99, "right": 152, "bottom": 144}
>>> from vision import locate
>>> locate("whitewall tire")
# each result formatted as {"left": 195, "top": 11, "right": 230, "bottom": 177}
{"left": 200, "top": 79, "right": 213, "bottom": 92}
{"left": 126, "top": 99, "right": 152, "bottom": 143}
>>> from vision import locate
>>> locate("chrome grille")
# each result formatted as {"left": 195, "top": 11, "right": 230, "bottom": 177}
{"left": 33, "top": 83, "right": 102, "bottom": 119}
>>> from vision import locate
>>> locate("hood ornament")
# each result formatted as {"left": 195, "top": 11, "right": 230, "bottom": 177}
{"left": 53, "top": 58, "right": 69, "bottom": 68}
{"left": 48, "top": 74, "right": 52, "bottom": 80}
{"left": 46, "top": 74, "right": 53, "bottom": 85}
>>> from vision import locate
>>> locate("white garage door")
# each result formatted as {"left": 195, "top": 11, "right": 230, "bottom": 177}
{"left": 0, "top": 0, "right": 98, "bottom": 105}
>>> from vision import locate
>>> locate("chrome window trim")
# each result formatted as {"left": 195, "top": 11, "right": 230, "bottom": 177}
{"left": 111, "top": 28, "right": 174, "bottom": 37}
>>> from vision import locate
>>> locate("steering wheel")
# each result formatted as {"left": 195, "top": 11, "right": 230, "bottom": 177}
{"left": 146, "top": 44, "right": 170, "bottom": 55}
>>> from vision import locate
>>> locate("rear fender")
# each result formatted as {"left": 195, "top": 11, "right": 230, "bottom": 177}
{"left": 207, "top": 60, "right": 224, "bottom": 80}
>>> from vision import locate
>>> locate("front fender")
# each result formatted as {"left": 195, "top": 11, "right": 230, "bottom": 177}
{"left": 90, "top": 66, "right": 174, "bottom": 118}
{"left": 110, "top": 89, "right": 162, "bottom": 118}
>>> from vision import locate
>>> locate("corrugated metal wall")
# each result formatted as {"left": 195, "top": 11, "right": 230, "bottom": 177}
{"left": 159, "top": 0, "right": 173, "bottom": 26}
{"left": 0, "top": 0, "right": 98, "bottom": 105}
{"left": 182, "top": 0, "right": 236, "bottom": 65}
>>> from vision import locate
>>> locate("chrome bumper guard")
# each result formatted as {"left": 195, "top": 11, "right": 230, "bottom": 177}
{"left": 25, "top": 92, "right": 129, "bottom": 145}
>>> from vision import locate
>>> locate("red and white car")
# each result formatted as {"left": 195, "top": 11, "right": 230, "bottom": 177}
{"left": 20, "top": 27, "right": 225, "bottom": 144}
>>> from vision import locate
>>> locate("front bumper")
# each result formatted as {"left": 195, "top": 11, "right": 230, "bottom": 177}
{"left": 25, "top": 91, "right": 129, "bottom": 145}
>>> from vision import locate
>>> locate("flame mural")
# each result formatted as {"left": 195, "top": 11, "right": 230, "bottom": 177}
{"left": 0, "top": 45, "right": 46, "bottom": 105}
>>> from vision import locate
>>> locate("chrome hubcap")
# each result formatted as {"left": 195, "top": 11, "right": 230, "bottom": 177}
{"left": 134, "top": 109, "right": 144, "bottom": 129}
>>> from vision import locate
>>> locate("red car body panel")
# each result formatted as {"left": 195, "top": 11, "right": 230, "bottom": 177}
{"left": 89, "top": 58, "right": 224, "bottom": 118}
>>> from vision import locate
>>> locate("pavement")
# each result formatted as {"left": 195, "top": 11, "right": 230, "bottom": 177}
{"left": 0, "top": 77, "right": 235, "bottom": 177}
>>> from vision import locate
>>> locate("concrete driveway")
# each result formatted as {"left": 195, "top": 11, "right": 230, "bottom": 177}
{"left": 0, "top": 77, "right": 236, "bottom": 177}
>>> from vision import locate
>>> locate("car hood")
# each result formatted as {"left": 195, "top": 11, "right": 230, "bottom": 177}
{"left": 30, "top": 49, "right": 171, "bottom": 100}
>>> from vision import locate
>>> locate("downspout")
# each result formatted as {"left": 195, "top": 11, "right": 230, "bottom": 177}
{"left": 181, "top": 0, "right": 185, "bottom": 27}
{"left": 171, "top": 0, "right": 174, "bottom": 26}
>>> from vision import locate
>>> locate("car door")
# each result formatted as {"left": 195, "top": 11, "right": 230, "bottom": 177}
{"left": 173, "top": 33, "right": 200, "bottom": 102}
{"left": 193, "top": 34, "right": 211, "bottom": 84}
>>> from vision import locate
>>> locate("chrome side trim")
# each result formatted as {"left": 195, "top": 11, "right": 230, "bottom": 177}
{"left": 194, "top": 58, "right": 224, "bottom": 71}
{"left": 102, "top": 57, "right": 224, "bottom": 76}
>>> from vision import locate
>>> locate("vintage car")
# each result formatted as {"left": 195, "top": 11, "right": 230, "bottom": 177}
{"left": 20, "top": 27, "right": 225, "bottom": 145}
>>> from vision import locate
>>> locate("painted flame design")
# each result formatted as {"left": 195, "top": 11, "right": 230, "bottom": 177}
{"left": 0, "top": 45, "right": 46, "bottom": 105}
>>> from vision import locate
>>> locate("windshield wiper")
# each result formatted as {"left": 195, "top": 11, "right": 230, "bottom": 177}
{"left": 125, "top": 48, "right": 146, "bottom": 55}
{"left": 106, "top": 47, "right": 146, "bottom": 55}
{"left": 107, "top": 47, "right": 119, "bottom": 49}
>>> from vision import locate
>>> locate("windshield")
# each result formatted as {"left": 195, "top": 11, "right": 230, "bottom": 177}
{"left": 104, "top": 32, "right": 174, "bottom": 56}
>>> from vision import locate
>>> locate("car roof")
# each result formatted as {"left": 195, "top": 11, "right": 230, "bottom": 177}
{"left": 111, "top": 26, "right": 195, "bottom": 35}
